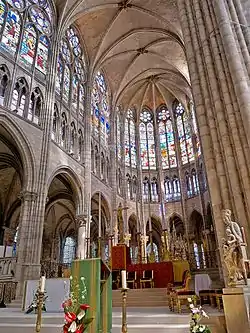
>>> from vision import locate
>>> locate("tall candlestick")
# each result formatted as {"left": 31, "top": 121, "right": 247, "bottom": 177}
{"left": 121, "top": 270, "right": 127, "bottom": 289}
{"left": 40, "top": 276, "right": 46, "bottom": 293}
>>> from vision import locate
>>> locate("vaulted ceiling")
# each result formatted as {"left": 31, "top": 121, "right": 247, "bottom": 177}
{"left": 54, "top": 0, "right": 191, "bottom": 110}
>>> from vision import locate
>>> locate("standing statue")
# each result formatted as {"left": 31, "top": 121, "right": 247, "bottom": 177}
{"left": 221, "top": 209, "right": 247, "bottom": 286}
{"left": 117, "top": 205, "right": 124, "bottom": 243}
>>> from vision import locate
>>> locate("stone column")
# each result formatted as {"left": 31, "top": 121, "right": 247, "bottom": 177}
{"left": 76, "top": 215, "right": 87, "bottom": 259}
{"left": 83, "top": 82, "right": 92, "bottom": 256}
{"left": 15, "top": 191, "right": 38, "bottom": 296}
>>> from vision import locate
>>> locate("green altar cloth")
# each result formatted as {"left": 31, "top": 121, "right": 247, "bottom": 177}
{"left": 71, "top": 258, "right": 112, "bottom": 333}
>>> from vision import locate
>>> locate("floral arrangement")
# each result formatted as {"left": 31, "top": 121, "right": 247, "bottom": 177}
{"left": 62, "top": 275, "right": 93, "bottom": 333}
{"left": 188, "top": 298, "right": 211, "bottom": 333}
{"left": 62, "top": 299, "right": 93, "bottom": 333}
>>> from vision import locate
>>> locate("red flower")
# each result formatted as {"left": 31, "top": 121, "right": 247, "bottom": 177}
{"left": 65, "top": 312, "right": 77, "bottom": 323}
{"left": 80, "top": 304, "right": 90, "bottom": 310}
{"left": 75, "top": 325, "right": 84, "bottom": 333}
{"left": 63, "top": 323, "right": 70, "bottom": 333}
{"left": 62, "top": 299, "right": 72, "bottom": 308}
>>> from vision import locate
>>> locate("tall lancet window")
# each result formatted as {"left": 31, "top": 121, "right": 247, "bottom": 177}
{"left": 157, "top": 106, "right": 177, "bottom": 169}
{"left": 174, "top": 102, "right": 194, "bottom": 164}
{"left": 0, "top": 0, "right": 52, "bottom": 75}
{"left": 91, "top": 71, "right": 110, "bottom": 144}
{"left": 116, "top": 110, "right": 122, "bottom": 161}
{"left": 125, "top": 109, "right": 136, "bottom": 168}
{"left": 191, "top": 103, "right": 201, "bottom": 157}
{"left": 140, "top": 109, "right": 156, "bottom": 170}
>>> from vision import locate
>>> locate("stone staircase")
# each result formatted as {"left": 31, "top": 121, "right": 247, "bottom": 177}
{"left": 112, "top": 288, "right": 168, "bottom": 307}
{"left": 0, "top": 306, "right": 226, "bottom": 333}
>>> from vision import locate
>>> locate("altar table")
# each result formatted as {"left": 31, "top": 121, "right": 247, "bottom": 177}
{"left": 127, "top": 262, "right": 174, "bottom": 288}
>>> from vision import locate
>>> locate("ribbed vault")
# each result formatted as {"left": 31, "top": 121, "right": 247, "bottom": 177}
{"left": 54, "top": 0, "right": 190, "bottom": 109}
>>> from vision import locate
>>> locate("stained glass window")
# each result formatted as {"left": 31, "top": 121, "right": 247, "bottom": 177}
{"left": 91, "top": 71, "right": 110, "bottom": 144}
{"left": 30, "top": 7, "right": 51, "bottom": 34}
{"left": 175, "top": 102, "right": 194, "bottom": 165}
{"left": 0, "top": 1, "right": 6, "bottom": 26}
{"left": 158, "top": 106, "right": 177, "bottom": 169}
{"left": 0, "top": 1, "right": 52, "bottom": 76}
{"left": 140, "top": 109, "right": 156, "bottom": 170}
{"left": 63, "top": 237, "right": 76, "bottom": 264}
{"left": 117, "top": 111, "right": 122, "bottom": 160}
{"left": 56, "top": 26, "right": 86, "bottom": 120}
{"left": 1, "top": 10, "right": 21, "bottom": 54}
{"left": 36, "top": 36, "right": 49, "bottom": 74}
{"left": 20, "top": 24, "right": 37, "bottom": 66}
{"left": 124, "top": 109, "right": 136, "bottom": 167}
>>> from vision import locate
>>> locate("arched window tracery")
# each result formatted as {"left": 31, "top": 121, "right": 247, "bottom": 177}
{"left": 28, "top": 87, "right": 42, "bottom": 125}
{"left": 69, "top": 122, "right": 76, "bottom": 154}
{"left": 60, "top": 113, "right": 67, "bottom": 147}
{"left": 143, "top": 177, "right": 150, "bottom": 202}
{"left": 157, "top": 106, "right": 177, "bottom": 169}
{"left": 11, "top": 77, "right": 28, "bottom": 116}
{"left": 0, "top": 0, "right": 52, "bottom": 75}
{"left": 91, "top": 71, "right": 110, "bottom": 145}
{"left": 116, "top": 110, "right": 122, "bottom": 161}
{"left": 151, "top": 177, "right": 158, "bottom": 202}
{"left": 125, "top": 108, "right": 136, "bottom": 168}
{"left": 140, "top": 109, "right": 156, "bottom": 170}
{"left": 174, "top": 102, "right": 194, "bottom": 165}
{"left": 56, "top": 26, "right": 86, "bottom": 119}
{"left": 0, "top": 65, "right": 9, "bottom": 105}
{"left": 126, "top": 174, "right": 132, "bottom": 199}
{"left": 63, "top": 236, "right": 76, "bottom": 265}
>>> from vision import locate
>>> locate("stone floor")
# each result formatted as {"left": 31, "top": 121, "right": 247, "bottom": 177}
{"left": 0, "top": 306, "right": 225, "bottom": 333}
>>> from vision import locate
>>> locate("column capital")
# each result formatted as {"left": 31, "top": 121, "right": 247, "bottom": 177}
{"left": 18, "top": 191, "right": 38, "bottom": 202}
{"left": 75, "top": 215, "right": 88, "bottom": 227}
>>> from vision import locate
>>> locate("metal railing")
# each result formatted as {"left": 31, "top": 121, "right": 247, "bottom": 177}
{"left": 41, "top": 260, "right": 71, "bottom": 278}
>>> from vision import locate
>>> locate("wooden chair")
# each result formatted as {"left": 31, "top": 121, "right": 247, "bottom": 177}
{"left": 169, "top": 271, "right": 196, "bottom": 313}
{"left": 209, "top": 289, "right": 223, "bottom": 311}
{"left": 127, "top": 271, "right": 137, "bottom": 289}
{"left": 112, "top": 270, "right": 120, "bottom": 290}
{"left": 140, "top": 270, "right": 154, "bottom": 288}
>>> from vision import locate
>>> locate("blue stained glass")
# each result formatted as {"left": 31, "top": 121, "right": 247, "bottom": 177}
{"left": 20, "top": 24, "right": 37, "bottom": 66}
{"left": 0, "top": 1, "right": 6, "bottom": 26}
{"left": 61, "top": 40, "right": 71, "bottom": 64}
{"left": 1, "top": 10, "right": 21, "bottom": 54}
{"left": 66, "top": 27, "right": 81, "bottom": 57}
{"left": 30, "top": 7, "right": 51, "bottom": 34}
{"left": 7, "top": 0, "right": 24, "bottom": 9}
{"left": 36, "top": 35, "right": 49, "bottom": 74}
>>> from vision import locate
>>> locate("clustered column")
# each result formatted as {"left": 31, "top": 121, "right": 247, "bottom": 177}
{"left": 177, "top": 0, "right": 250, "bottom": 281}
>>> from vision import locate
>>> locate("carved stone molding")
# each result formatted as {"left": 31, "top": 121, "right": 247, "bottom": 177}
{"left": 18, "top": 191, "right": 38, "bottom": 202}
{"left": 75, "top": 215, "right": 87, "bottom": 228}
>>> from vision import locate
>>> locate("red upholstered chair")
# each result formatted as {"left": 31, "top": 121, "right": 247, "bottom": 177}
{"left": 127, "top": 271, "right": 137, "bottom": 289}
{"left": 140, "top": 270, "right": 154, "bottom": 288}
{"left": 169, "top": 271, "right": 196, "bottom": 313}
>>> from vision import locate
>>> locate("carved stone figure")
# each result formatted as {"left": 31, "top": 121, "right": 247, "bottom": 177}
{"left": 221, "top": 209, "right": 247, "bottom": 286}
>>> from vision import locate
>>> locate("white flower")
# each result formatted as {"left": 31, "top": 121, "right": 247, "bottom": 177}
{"left": 68, "top": 321, "right": 77, "bottom": 332}
{"left": 199, "top": 325, "right": 206, "bottom": 332}
{"left": 77, "top": 310, "right": 86, "bottom": 320}
{"left": 187, "top": 298, "right": 192, "bottom": 302}
{"left": 202, "top": 310, "right": 209, "bottom": 318}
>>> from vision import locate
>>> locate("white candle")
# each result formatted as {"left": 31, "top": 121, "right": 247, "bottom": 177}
{"left": 121, "top": 270, "right": 127, "bottom": 289}
{"left": 40, "top": 276, "right": 46, "bottom": 293}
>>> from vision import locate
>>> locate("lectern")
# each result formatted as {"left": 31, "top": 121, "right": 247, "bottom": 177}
{"left": 71, "top": 258, "right": 112, "bottom": 333}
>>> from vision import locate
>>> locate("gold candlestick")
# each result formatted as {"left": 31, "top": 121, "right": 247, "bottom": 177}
{"left": 121, "top": 288, "right": 128, "bottom": 333}
{"left": 35, "top": 291, "right": 44, "bottom": 333}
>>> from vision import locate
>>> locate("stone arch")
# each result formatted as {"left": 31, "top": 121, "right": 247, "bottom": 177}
{"left": 47, "top": 166, "right": 84, "bottom": 213}
{"left": 189, "top": 210, "right": 204, "bottom": 243}
{"left": 169, "top": 213, "right": 185, "bottom": 236}
{"left": 0, "top": 113, "right": 36, "bottom": 191}
{"left": 128, "top": 213, "right": 137, "bottom": 245}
